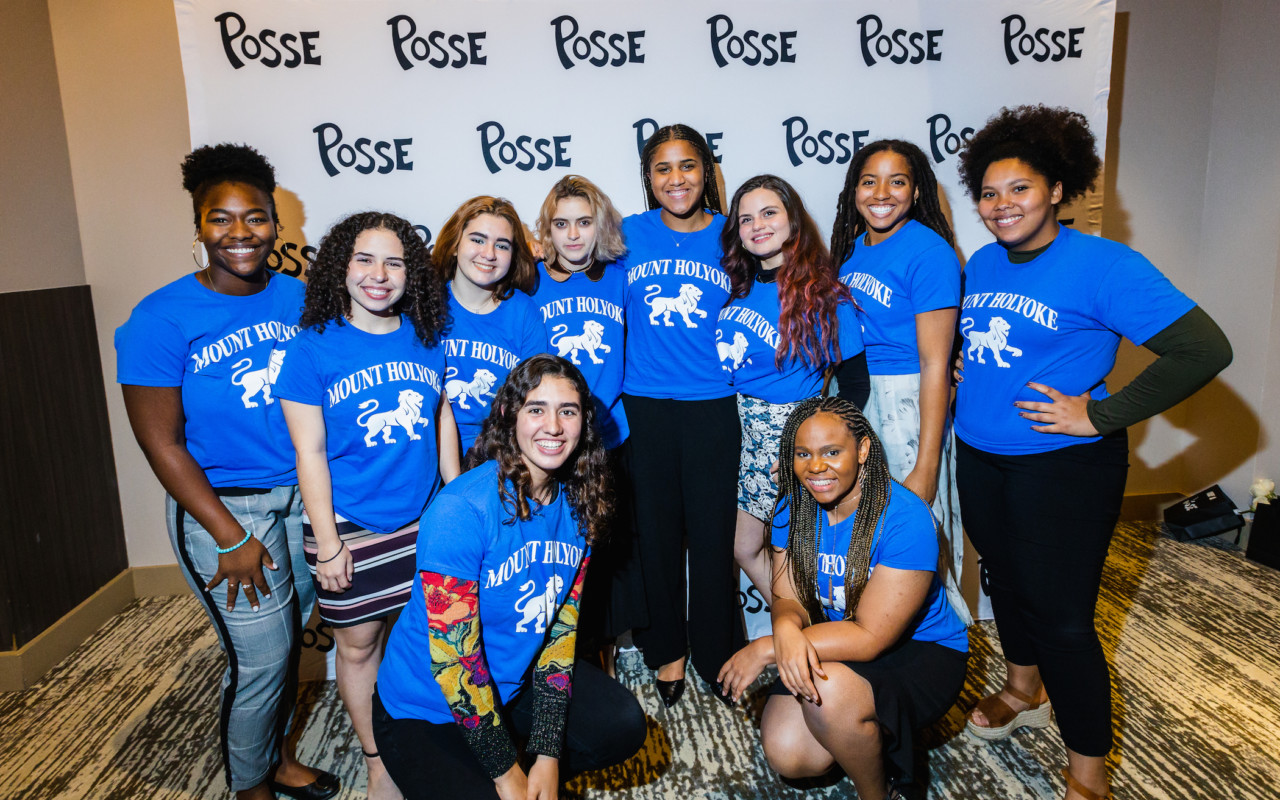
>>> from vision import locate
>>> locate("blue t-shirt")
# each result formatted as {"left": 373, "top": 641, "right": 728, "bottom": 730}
{"left": 839, "top": 220, "right": 961, "bottom": 375}
{"left": 716, "top": 277, "right": 864, "bottom": 404}
{"left": 273, "top": 319, "right": 446, "bottom": 533}
{"left": 530, "top": 262, "right": 629, "bottom": 448}
{"left": 955, "top": 227, "right": 1195, "bottom": 455}
{"left": 620, "top": 210, "right": 734, "bottom": 400}
{"left": 114, "top": 272, "right": 303, "bottom": 488}
{"left": 376, "top": 461, "right": 587, "bottom": 723}
{"left": 770, "top": 488, "right": 966, "bottom": 652}
{"left": 443, "top": 286, "right": 549, "bottom": 454}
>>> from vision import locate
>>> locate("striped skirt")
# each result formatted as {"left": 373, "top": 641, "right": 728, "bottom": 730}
{"left": 302, "top": 514, "right": 418, "bottom": 627}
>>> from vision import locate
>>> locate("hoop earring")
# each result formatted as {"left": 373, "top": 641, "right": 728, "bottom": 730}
{"left": 192, "top": 238, "right": 207, "bottom": 269}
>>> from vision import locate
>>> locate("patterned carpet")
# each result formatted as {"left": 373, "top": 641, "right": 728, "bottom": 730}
{"left": 3, "top": 523, "right": 1279, "bottom": 799}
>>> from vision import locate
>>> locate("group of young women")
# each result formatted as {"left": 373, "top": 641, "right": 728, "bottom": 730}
{"left": 116, "top": 105, "right": 1229, "bottom": 800}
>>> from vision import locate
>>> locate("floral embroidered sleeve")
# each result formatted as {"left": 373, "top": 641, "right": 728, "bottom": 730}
{"left": 526, "top": 554, "right": 591, "bottom": 759}
{"left": 422, "top": 570, "right": 517, "bottom": 779}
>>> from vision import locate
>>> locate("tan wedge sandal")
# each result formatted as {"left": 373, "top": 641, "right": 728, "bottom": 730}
{"left": 965, "top": 684, "right": 1053, "bottom": 741}
{"left": 1061, "top": 768, "right": 1112, "bottom": 800}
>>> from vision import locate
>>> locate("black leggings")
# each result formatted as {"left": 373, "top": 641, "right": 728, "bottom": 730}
{"left": 956, "top": 432, "right": 1128, "bottom": 757}
{"left": 622, "top": 394, "right": 745, "bottom": 686}
{"left": 372, "top": 662, "right": 647, "bottom": 799}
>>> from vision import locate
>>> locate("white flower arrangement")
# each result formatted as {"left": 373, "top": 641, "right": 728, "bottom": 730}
{"left": 1250, "top": 478, "right": 1277, "bottom": 511}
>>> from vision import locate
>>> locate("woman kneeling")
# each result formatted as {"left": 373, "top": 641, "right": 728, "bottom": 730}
{"left": 718, "top": 397, "right": 968, "bottom": 800}
{"left": 372, "top": 355, "right": 646, "bottom": 800}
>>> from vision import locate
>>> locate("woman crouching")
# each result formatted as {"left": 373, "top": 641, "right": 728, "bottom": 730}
{"left": 372, "top": 354, "right": 646, "bottom": 800}
{"left": 718, "top": 397, "right": 968, "bottom": 800}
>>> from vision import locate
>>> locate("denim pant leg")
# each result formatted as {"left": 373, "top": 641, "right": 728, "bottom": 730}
{"left": 167, "top": 487, "right": 301, "bottom": 791}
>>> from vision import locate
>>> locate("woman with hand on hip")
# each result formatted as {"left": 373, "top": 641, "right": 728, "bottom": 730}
{"left": 371, "top": 355, "right": 647, "bottom": 800}
{"left": 954, "top": 105, "right": 1230, "bottom": 800}
{"left": 620, "top": 124, "right": 744, "bottom": 707}
{"left": 717, "top": 174, "right": 868, "bottom": 605}
{"left": 718, "top": 397, "right": 967, "bottom": 800}
{"left": 276, "top": 212, "right": 457, "bottom": 800}
{"left": 829, "top": 140, "right": 970, "bottom": 624}
{"left": 433, "top": 196, "right": 549, "bottom": 460}
{"left": 115, "top": 143, "right": 337, "bottom": 800}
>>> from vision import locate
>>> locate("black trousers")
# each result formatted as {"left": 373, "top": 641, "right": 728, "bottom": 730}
{"left": 372, "top": 662, "right": 647, "bottom": 799}
{"left": 956, "top": 431, "right": 1128, "bottom": 757}
{"left": 621, "top": 394, "right": 745, "bottom": 686}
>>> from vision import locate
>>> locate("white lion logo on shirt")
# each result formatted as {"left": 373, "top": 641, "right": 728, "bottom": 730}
{"left": 514, "top": 575, "right": 564, "bottom": 633}
{"left": 445, "top": 367, "right": 498, "bottom": 409}
{"left": 961, "top": 316, "right": 1023, "bottom": 368}
{"left": 551, "top": 320, "right": 611, "bottom": 365}
{"left": 356, "top": 389, "right": 428, "bottom": 446}
{"left": 230, "top": 350, "right": 285, "bottom": 409}
{"left": 645, "top": 283, "right": 706, "bottom": 328}
{"left": 716, "top": 330, "right": 752, "bottom": 372}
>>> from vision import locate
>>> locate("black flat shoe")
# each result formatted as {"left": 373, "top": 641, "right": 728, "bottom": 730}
{"left": 655, "top": 677, "right": 685, "bottom": 708}
{"left": 267, "top": 770, "right": 340, "bottom": 800}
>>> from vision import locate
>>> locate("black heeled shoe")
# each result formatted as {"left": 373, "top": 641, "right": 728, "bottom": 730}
{"left": 267, "top": 770, "right": 340, "bottom": 800}
{"left": 655, "top": 677, "right": 685, "bottom": 708}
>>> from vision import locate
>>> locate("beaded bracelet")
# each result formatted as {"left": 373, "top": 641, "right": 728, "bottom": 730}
{"left": 317, "top": 542, "right": 347, "bottom": 564}
{"left": 215, "top": 530, "right": 252, "bottom": 554}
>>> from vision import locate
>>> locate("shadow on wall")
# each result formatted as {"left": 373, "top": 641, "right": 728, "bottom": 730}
{"left": 270, "top": 185, "right": 310, "bottom": 280}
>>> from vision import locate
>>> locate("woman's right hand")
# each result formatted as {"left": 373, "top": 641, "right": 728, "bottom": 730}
{"left": 315, "top": 541, "right": 353, "bottom": 593}
{"left": 494, "top": 763, "right": 528, "bottom": 800}
{"left": 953, "top": 353, "right": 965, "bottom": 384}
{"left": 773, "top": 620, "right": 826, "bottom": 704}
{"left": 206, "top": 536, "right": 276, "bottom": 611}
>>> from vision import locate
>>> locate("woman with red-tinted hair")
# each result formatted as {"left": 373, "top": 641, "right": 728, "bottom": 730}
{"left": 716, "top": 174, "right": 869, "bottom": 604}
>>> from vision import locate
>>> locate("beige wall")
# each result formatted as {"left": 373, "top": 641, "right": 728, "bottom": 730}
{"left": 0, "top": 0, "right": 85, "bottom": 294}
{"left": 40, "top": 0, "right": 1280, "bottom": 568}
{"left": 47, "top": 0, "right": 192, "bottom": 566}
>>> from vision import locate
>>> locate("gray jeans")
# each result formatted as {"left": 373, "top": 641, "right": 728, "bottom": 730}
{"left": 166, "top": 485, "right": 315, "bottom": 791}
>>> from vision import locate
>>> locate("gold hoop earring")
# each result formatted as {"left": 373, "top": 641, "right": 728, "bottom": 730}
{"left": 192, "top": 238, "right": 208, "bottom": 269}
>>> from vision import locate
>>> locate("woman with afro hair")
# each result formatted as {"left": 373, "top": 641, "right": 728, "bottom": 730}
{"left": 115, "top": 144, "right": 338, "bottom": 799}
{"left": 275, "top": 211, "right": 457, "bottom": 799}
{"left": 954, "top": 105, "right": 1231, "bottom": 799}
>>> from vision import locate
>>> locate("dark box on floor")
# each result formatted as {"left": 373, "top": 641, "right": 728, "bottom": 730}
{"left": 1247, "top": 502, "right": 1280, "bottom": 570}
{"left": 1163, "top": 485, "right": 1243, "bottom": 542}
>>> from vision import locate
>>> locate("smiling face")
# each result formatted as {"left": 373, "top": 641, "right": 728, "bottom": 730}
{"left": 647, "top": 139, "right": 706, "bottom": 221}
{"left": 978, "top": 157, "right": 1063, "bottom": 251}
{"left": 515, "top": 375, "right": 583, "bottom": 492}
{"left": 793, "top": 412, "right": 872, "bottom": 511}
{"left": 197, "top": 181, "right": 277, "bottom": 287}
{"left": 854, "top": 150, "right": 917, "bottom": 245}
{"left": 344, "top": 227, "right": 406, "bottom": 329}
{"left": 548, "top": 196, "right": 596, "bottom": 270}
{"left": 736, "top": 188, "right": 791, "bottom": 270}
{"left": 453, "top": 213, "right": 514, "bottom": 294}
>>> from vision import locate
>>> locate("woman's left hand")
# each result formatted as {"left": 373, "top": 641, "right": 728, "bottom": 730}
{"left": 717, "top": 637, "right": 771, "bottom": 702}
{"left": 525, "top": 755, "right": 558, "bottom": 800}
{"left": 901, "top": 469, "right": 938, "bottom": 507}
{"left": 1016, "top": 382, "right": 1100, "bottom": 436}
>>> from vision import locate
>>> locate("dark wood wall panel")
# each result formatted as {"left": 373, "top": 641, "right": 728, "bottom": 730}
{"left": 0, "top": 285, "right": 128, "bottom": 650}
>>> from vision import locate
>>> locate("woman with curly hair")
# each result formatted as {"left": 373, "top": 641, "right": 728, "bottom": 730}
{"left": 718, "top": 397, "right": 967, "bottom": 800}
{"left": 717, "top": 174, "right": 868, "bottom": 604}
{"left": 115, "top": 144, "right": 338, "bottom": 800}
{"left": 275, "top": 212, "right": 457, "bottom": 799}
{"left": 531, "top": 175, "right": 645, "bottom": 673}
{"left": 372, "top": 355, "right": 647, "bottom": 800}
{"left": 954, "top": 105, "right": 1231, "bottom": 799}
{"left": 829, "top": 139, "right": 970, "bottom": 626}
{"left": 433, "top": 197, "right": 549, "bottom": 458}
{"left": 620, "top": 123, "right": 744, "bottom": 707}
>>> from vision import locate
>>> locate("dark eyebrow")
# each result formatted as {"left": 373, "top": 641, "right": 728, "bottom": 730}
{"left": 206, "top": 206, "right": 269, "bottom": 216}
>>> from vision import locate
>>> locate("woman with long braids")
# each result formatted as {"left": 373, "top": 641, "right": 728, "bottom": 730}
{"left": 954, "top": 105, "right": 1230, "bottom": 800}
{"left": 718, "top": 397, "right": 967, "bottom": 800}
{"left": 115, "top": 144, "right": 337, "bottom": 800}
{"left": 371, "top": 355, "right": 646, "bottom": 800}
{"left": 433, "top": 196, "right": 549, "bottom": 459}
{"left": 829, "top": 140, "right": 970, "bottom": 623}
{"left": 717, "top": 174, "right": 869, "bottom": 604}
{"left": 620, "top": 123, "right": 743, "bottom": 707}
{"left": 275, "top": 212, "right": 457, "bottom": 800}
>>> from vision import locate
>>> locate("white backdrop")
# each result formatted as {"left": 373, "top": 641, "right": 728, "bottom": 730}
{"left": 173, "top": 0, "right": 1115, "bottom": 652}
